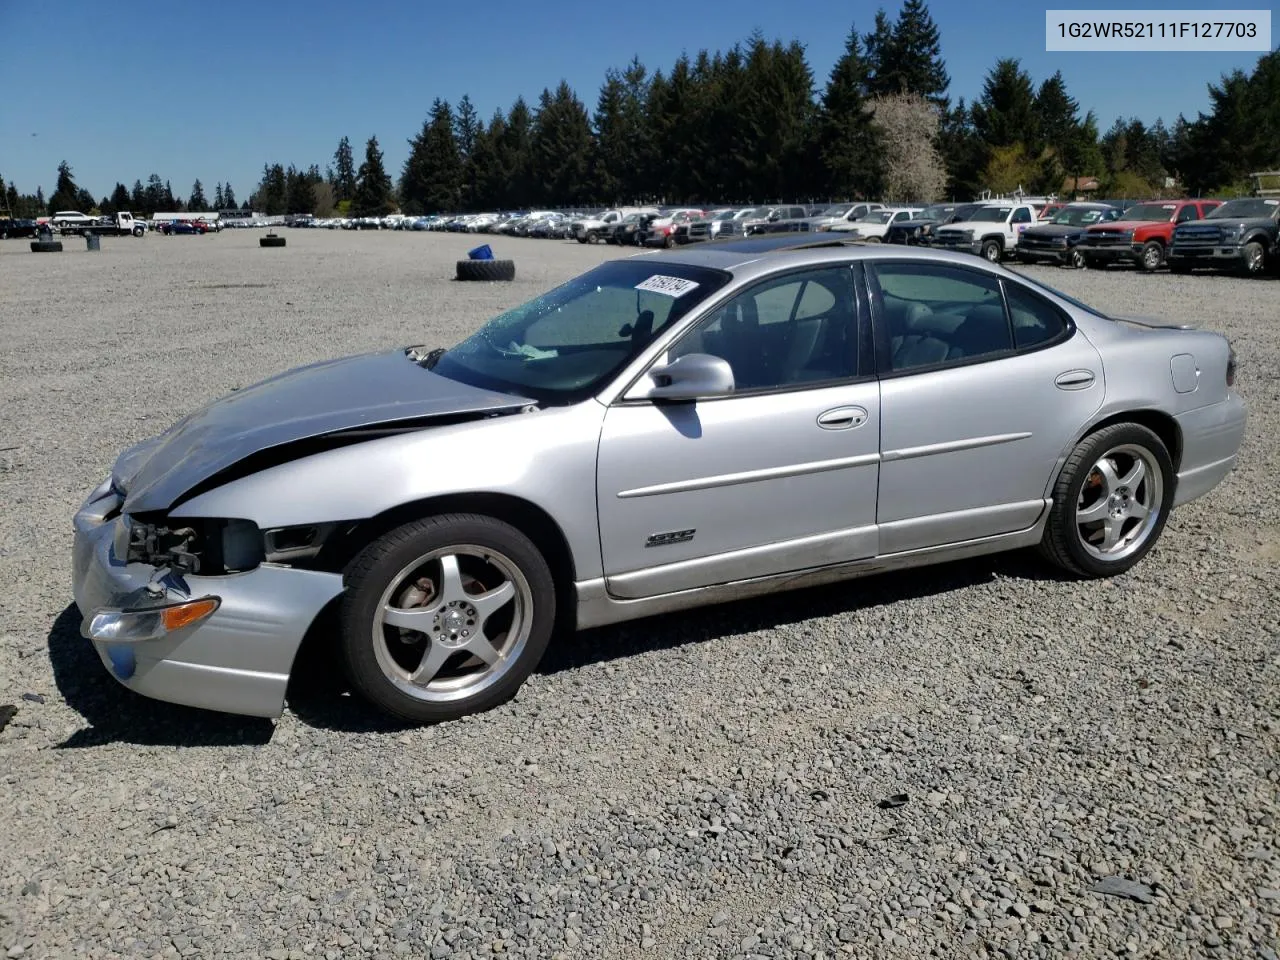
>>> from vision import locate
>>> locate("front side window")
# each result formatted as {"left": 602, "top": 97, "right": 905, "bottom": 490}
{"left": 432, "top": 261, "right": 731, "bottom": 402}
{"left": 872, "top": 263, "right": 1013, "bottom": 372}
{"left": 668, "top": 267, "right": 858, "bottom": 391}
{"left": 1011, "top": 207, "right": 1033, "bottom": 224}
{"left": 972, "top": 207, "right": 1013, "bottom": 223}
{"left": 1174, "top": 205, "right": 1199, "bottom": 222}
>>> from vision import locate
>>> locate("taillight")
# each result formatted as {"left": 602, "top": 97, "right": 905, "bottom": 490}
{"left": 1226, "top": 345, "right": 1237, "bottom": 388}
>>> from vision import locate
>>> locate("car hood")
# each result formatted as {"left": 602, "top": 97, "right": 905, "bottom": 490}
{"left": 1088, "top": 219, "right": 1168, "bottom": 233}
{"left": 937, "top": 220, "right": 1004, "bottom": 232}
{"left": 113, "top": 349, "right": 532, "bottom": 513}
{"left": 1177, "top": 216, "right": 1276, "bottom": 230}
{"left": 1021, "top": 224, "right": 1089, "bottom": 238}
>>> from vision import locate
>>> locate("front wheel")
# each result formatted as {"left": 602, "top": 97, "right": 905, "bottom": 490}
{"left": 1242, "top": 240, "right": 1265, "bottom": 275}
{"left": 1067, "top": 249, "right": 1085, "bottom": 269}
{"left": 1139, "top": 240, "right": 1164, "bottom": 271}
{"left": 339, "top": 514, "right": 556, "bottom": 723}
{"left": 1038, "top": 423, "right": 1173, "bottom": 578}
{"left": 981, "top": 239, "right": 1002, "bottom": 262}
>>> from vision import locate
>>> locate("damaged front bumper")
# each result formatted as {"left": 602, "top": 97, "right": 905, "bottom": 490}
{"left": 72, "top": 478, "right": 345, "bottom": 718}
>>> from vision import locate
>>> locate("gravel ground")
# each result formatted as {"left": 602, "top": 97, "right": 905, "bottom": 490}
{"left": 0, "top": 230, "right": 1276, "bottom": 959}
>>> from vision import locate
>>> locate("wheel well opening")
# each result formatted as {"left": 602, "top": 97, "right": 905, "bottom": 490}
{"left": 1087, "top": 410, "right": 1183, "bottom": 471}
{"left": 314, "top": 493, "right": 579, "bottom": 622}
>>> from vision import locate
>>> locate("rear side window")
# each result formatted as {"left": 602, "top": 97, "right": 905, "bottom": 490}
{"left": 1004, "top": 282, "right": 1068, "bottom": 349}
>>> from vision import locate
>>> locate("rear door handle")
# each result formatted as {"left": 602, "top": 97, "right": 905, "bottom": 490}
{"left": 817, "top": 405, "right": 869, "bottom": 430}
{"left": 1055, "top": 369, "right": 1095, "bottom": 390}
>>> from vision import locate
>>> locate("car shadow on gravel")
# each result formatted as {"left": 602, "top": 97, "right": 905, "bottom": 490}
{"left": 46, "top": 605, "right": 275, "bottom": 749}
{"left": 283, "top": 551, "right": 1062, "bottom": 732}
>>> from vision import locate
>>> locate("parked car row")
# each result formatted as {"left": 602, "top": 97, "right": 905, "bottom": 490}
{"left": 892, "top": 196, "right": 1278, "bottom": 276}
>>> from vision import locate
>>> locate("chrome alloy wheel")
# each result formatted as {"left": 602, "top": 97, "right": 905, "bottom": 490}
{"left": 372, "top": 546, "right": 533, "bottom": 702}
{"left": 1075, "top": 444, "right": 1164, "bottom": 562}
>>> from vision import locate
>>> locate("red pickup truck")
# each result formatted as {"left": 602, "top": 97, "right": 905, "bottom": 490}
{"left": 1078, "top": 198, "right": 1221, "bottom": 271}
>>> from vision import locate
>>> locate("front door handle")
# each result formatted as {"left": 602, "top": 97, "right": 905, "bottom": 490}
{"left": 817, "top": 405, "right": 869, "bottom": 430}
{"left": 1055, "top": 369, "right": 1095, "bottom": 390}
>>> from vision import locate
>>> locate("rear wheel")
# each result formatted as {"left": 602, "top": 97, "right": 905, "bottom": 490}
{"left": 981, "top": 239, "right": 1002, "bottom": 262}
{"left": 1139, "top": 240, "right": 1164, "bottom": 271}
{"left": 340, "top": 514, "right": 556, "bottom": 723}
{"left": 1038, "top": 423, "right": 1173, "bottom": 578}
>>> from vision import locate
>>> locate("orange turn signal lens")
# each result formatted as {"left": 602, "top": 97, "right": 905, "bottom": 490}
{"left": 161, "top": 597, "right": 220, "bottom": 632}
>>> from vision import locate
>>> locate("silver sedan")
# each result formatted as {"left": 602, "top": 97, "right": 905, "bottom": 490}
{"left": 72, "top": 235, "right": 1248, "bottom": 723}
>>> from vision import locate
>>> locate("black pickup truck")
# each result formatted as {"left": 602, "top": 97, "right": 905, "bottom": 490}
{"left": 1167, "top": 197, "right": 1280, "bottom": 275}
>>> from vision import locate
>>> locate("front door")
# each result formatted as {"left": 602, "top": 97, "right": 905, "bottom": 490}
{"left": 597, "top": 265, "right": 880, "bottom": 599}
{"left": 867, "top": 259, "right": 1104, "bottom": 554}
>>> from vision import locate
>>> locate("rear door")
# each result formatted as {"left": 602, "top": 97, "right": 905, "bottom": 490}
{"left": 867, "top": 259, "right": 1103, "bottom": 553}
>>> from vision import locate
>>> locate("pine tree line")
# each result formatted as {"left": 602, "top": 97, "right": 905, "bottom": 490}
{"left": 5, "top": 2, "right": 1278, "bottom": 221}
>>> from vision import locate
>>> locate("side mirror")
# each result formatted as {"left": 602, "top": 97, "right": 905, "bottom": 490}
{"left": 627, "top": 353, "right": 735, "bottom": 402}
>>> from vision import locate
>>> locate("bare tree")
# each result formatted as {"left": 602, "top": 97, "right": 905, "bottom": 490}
{"left": 868, "top": 93, "right": 947, "bottom": 202}
{"left": 311, "top": 180, "right": 335, "bottom": 218}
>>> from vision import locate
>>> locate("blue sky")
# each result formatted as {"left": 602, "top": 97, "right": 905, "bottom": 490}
{"left": 0, "top": 0, "right": 1272, "bottom": 201}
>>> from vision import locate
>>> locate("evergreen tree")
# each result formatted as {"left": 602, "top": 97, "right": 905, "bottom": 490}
{"left": 818, "top": 26, "right": 884, "bottom": 199}
{"left": 223, "top": 183, "right": 237, "bottom": 210}
{"left": 1033, "top": 71, "right": 1088, "bottom": 191}
{"left": 351, "top": 135, "right": 395, "bottom": 216}
{"left": 868, "top": 0, "right": 950, "bottom": 107}
{"left": 163, "top": 180, "right": 176, "bottom": 209}
{"left": 213, "top": 182, "right": 225, "bottom": 209}
{"left": 939, "top": 99, "right": 984, "bottom": 198}
{"left": 971, "top": 59, "right": 1038, "bottom": 150}
{"left": 188, "top": 179, "right": 208, "bottom": 210}
{"left": 402, "top": 98, "right": 463, "bottom": 213}
{"left": 49, "top": 161, "right": 80, "bottom": 212}
{"left": 36, "top": 186, "right": 46, "bottom": 214}
{"left": 131, "top": 179, "right": 145, "bottom": 213}
{"left": 333, "top": 136, "right": 357, "bottom": 201}
{"left": 530, "top": 81, "right": 595, "bottom": 205}
{"left": 470, "top": 111, "right": 509, "bottom": 210}
{"left": 109, "top": 182, "right": 131, "bottom": 213}
{"left": 455, "top": 94, "right": 481, "bottom": 209}
{"left": 285, "top": 165, "right": 317, "bottom": 214}
{"left": 592, "top": 69, "right": 631, "bottom": 203}
{"left": 503, "top": 98, "right": 534, "bottom": 206}
{"left": 75, "top": 188, "right": 96, "bottom": 211}
{"left": 99, "top": 195, "right": 112, "bottom": 215}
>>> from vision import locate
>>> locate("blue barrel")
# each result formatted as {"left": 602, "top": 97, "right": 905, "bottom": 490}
{"left": 467, "top": 243, "right": 494, "bottom": 260}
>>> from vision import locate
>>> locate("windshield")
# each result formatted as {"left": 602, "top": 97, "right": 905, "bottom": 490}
{"left": 970, "top": 207, "right": 1012, "bottom": 223}
{"left": 734, "top": 208, "right": 761, "bottom": 219}
{"left": 1050, "top": 207, "right": 1111, "bottom": 226}
{"left": 431, "top": 261, "right": 732, "bottom": 403}
{"left": 1119, "top": 203, "right": 1177, "bottom": 222}
{"left": 820, "top": 204, "right": 853, "bottom": 217}
{"left": 859, "top": 211, "right": 897, "bottom": 224}
{"left": 1207, "top": 198, "right": 1280, "bottom": 219}
{"left": 713, "top": 210, "right": 737, "bottom": 221}
{"left": 919, "top": 205, "right": 957, "bottom": 219}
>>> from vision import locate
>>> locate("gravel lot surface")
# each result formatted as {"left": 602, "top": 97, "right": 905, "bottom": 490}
{"left": 0, "top": 230, "right": 1276, "bottom": 959}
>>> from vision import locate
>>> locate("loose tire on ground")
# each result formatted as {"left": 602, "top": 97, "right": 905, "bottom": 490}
{"left": 259, "top": 234, "right": 286, "bottom": 248}
{"left": 1038, "top": 422, "right": 1174, "bottom": 579}
{"left": 30, "top": 240, "right": 63, "bottom": 253}
{"left": 339, "top": 513, "right": 556, "bottom": 723}
{"left": 456, "top": 258, "right": 516, "bottom": 282}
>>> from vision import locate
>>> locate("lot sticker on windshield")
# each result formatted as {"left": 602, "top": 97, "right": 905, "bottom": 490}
{"left": 635, "top": 275, "right": 700, "bottom": 298}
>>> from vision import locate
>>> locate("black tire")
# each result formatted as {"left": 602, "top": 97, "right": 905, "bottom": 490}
{"left": 133, "top": 227, "right": 145, "bottom": 237}
{"left": 1139, "top": 240, "right": 1164, "bottom": 272}
{"left": 259, "top": 235, "right": 286, "bottom": 248}
{"left": 1038, "top": 423, "right": 1174, "bottom": 579}
{"left": 1082, "top": 255, "right": 1102, "bottom": 270}
{"left": 30, "top": 240, "right": 63, "bottom": 253}
{"left": 456, "top": 258, "right": 515, "bottom": 281}
{"left": 585, "top": 230, "right": 599, "bottom": 244}
{"left": 1067, "top": 249, "right": 1085, "bottom": 269}
{"left": 981, "top": 239, "right": 1002, "bottom": 262}
{"left": 1242, "top": 240, "right": 1265, "bottom": 275}
{"left": 339, "top": 513, "right": 556, "bottom": 723}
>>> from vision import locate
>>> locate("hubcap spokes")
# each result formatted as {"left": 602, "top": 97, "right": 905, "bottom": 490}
{"left": 373, "top": 547, "right": 531, "bottom": 703}
{"left": 1075, "top": 445, "right": 1163, "bottom": 562}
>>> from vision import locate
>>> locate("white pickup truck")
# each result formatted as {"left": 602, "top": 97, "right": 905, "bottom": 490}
{"left": 571, "top": 206, "right": 657, "bottom": 244}
{"left": 929, "top": 202, "right": 1037, "bottom": 262}
{"left": 52, "top": 211, "right": 146, "bottom": 237}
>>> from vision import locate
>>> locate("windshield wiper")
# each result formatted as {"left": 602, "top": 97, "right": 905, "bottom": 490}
{"left": 405, "top": 345, "right": 446, "bottom": 369}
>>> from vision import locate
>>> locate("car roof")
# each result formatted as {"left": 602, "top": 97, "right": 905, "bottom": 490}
{"left": 624, "top": 233, "right": 1023, "bottom": 279}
